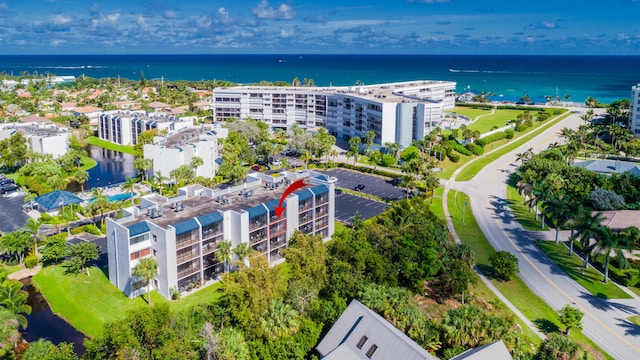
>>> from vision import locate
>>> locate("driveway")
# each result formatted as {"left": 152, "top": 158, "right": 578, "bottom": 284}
{"left": 318, "top": 169, "right": 406, "bottom": 201}
{"left": 0, "top": 192, "right": 29, "bottom": 233}
{"left": 334, "top": 192, "right": 388, "bottom": 224}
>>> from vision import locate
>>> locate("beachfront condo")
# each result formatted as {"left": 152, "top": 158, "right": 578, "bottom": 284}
{"left": 630, "top": 84, "right": 640, "bottom": 136}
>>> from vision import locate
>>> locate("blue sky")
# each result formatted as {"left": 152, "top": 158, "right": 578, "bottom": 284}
{"left": 2, "top": 0, "right": 640, "bottom": 55}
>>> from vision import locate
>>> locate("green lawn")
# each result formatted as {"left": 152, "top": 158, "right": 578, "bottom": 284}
{"left": 455, "top": 111, "right": 571, "bottom": 181}
{"left": 536, "top": 241, "right": 631, "bottom": 299}
{"left": 88, "top": 136, "right": 136, "bottom": 155}
{"left": 506, "top": 176, "right": 548, "bottom": 231}
{"left": 446, "top": 106, "right": 493, "bottom": 120}
{"left": 33, "top": 265, "right": 223, "bottom": 337}
{"left": 628, "top": 316, "right": 640, "bottom": 327}
{"left": 448, "top": 190, "right": 612, "bottom": 359}
{"left": 78, "top": 156, "right": 98, "bottom": 172}
{"left": 334, "top": 220, "right": 350, "bottom": 234}
{"left": 467, "top": 109, "right": 525, "bottom": 134}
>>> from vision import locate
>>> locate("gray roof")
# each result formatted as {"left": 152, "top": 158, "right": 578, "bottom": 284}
{"left": 34, "top": 190, "right": 84, "bottom": 211}
{"left": 450, "top": 340, "right": 512, "bottom": 360}
{"left": 573, "top": 159, "right": 640, "bottom": 175}
{"left": 316, "top": 299, "right": 437, "bottom": 360}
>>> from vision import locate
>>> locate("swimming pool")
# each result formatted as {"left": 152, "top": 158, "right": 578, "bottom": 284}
{"left": 88, "top": 192, "right": 136, "bottom": 203}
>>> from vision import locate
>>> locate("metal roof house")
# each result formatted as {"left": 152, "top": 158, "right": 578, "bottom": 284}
{"left": 34, "top": 190, "right": 84, "bottom": 213}
{"left": 316, "top": 299, "right": 438, "bottom": 360}
{"left": 450, "top": 340, "right": 512, "bottom": 360}
{"left": 573, "top": 159, "right": 640, "bottom": 176}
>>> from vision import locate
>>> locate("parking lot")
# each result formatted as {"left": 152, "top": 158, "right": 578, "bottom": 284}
{"left": 0, "top": 192, "right": 29, "bottom": 233}
{"left": 334, "top": 192, "right": 388, "bottom": 224}
{"left": 318, "top": 168, "right": 406, "bottom": 201}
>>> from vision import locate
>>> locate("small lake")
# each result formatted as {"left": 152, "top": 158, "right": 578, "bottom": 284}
{"left": 67, "top": 145, "right": 137, "bottom": 192}
{"left": 20, "top": 278, "right": 86, "bottom": 356}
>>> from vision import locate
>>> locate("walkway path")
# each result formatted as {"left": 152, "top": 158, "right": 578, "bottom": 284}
{"left": 8, "top": 265, "right": 42, "bottom": 281}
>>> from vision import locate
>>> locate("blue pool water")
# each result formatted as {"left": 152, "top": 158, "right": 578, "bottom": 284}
{"left": 88, "top": 192, "right": 136, "bottom": 203}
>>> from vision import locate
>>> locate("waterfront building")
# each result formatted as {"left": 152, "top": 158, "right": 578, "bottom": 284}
{"left": 106, "top": 171, "right": 335, "bottom": 299}
{"left": 630, "top": 84, "right": 640, "bottom": 136}
{"left": 0, "top": 121, "right": 70, "bottom": 159}
{"left": 97, "top": 110, "right": 193, "bottom": 145}
{"left": 143, "top": 126, "right": 220, "bottom": 179}
{"left": 213, "top": 80, "right": 456, "bottom": 147}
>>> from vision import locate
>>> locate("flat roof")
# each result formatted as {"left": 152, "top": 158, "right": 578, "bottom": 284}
{"left": 159, "top": 127, "right": 215, "bottom": 148}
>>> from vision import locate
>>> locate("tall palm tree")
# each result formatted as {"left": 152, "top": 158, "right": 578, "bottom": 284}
{"left": 0, "top": 280, "right": 32, "bottom": 329}
{"left": 216, "top": 240, "right": 232, "bottom": 274}
{"left": 122, "top": 176, "right": 137, "bottom": 206}
{"left": 22, "top": 218, "right": 44, "bottom": 258}
{"left": 542, "top": 195, "right": 569, "bottom": 244}
{"left": 190, "top": 156, "right": 204, "bottom": 177}
{"left": 300, "top": 150, "right": 312, "bottom": 170}
{"left": 260, "top": 299, "right": 300, "bottom": 339}
{"left": 233, "top": 243, "right": 252, "bottom": 268}
{"left": 153, "top": 171, "right": 169, "bottom": 196}
{"left": 73, "top": 169, "right": 89, "bottom": 194}
{"left": 572, "top": 211, "right": 606, "bottom": 274}
{"left": 594, "top": 226, "right": 637, "bottom": 283}
{"left": 565, "top": 200, "right": 584, "bottom": 256}
{"left": 132, "top": 257, "right": 159, "bottom": 306}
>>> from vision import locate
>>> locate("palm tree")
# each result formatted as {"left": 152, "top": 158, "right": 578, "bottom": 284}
{"left": 22, "top": 218, "right": 44, "bottom": 258}
{"left": 190, "top": 156, "right": 204, "bottom": 177}
{"left": 153, "top": 171, "right": 169, "bottom": 196}
{"left": 364, "top": 130, "right": 375, "bottom": 155}
{"left": 260, "top": 299, "right": 300, "bottom": 339}
{"left": 593, "top": 226, "right": 637, "bottom": 283}
{"left": 543, "top": 195, "right": 569, "bottom": 245}
{"left": 134, "top": 157, "right": 153, "bottom": 182}
{"left": 300, "top": 150, "right": 312, "bottom": 170}
{"left": 132, "top": 257, "right": 159, "bottom": 306}
{"left": 122, "top": 176, "right": 137, "bottom": 205}
{"left": 0, "top": 280, "right": 32, "bottom": 329}
{"left": 572, "top": 211, "right": 606, "bottom": 274}
{"left": 216, "top": 240, "right": 232, "bottom": 274}
{"left": 73, "top": 169, "right": 89, "bottom": 194}
{"left": 233, "top": 243, "right": 252, "bottom": 268}
{"left": 348, "top": 136, "right": 361, "bottom": 165}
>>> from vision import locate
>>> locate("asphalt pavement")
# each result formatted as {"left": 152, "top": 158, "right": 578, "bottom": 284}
{"left": 334, "top": 192, "right": 388, "bottom": 224}
{"left": 318, "top": 168, "right": 406, "bottom": 201}
{"left": 0, "top": 192, "right": 29, "bottom": 233}
{"left": 447, "top": 109, "right": 640, "bottom": 359}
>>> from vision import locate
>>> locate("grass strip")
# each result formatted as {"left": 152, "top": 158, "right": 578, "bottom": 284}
{"left": 628, "top": 316, "right": 640, "bottom": 327}
{"left": 88, "top": 136, "right": 136, "bottom": 155}
{"left": 455, "top": 112, "right": 571, "bottom": 181}
{"left": 448, "top": 190, "right": 613, "bottom": 359}
{"left": 33, "top": 265, "right": 222, "bottom": 337}
{"left": 536, "top": 241, "right": 631, "bottom": 299}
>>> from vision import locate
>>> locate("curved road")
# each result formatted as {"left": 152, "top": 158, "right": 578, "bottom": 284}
{"left": 447, "top": 110, "right": 640, "bottom": 359}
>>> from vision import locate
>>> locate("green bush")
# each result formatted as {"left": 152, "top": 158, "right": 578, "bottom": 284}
{"left": 447, "top": 152, "right": 460, "bottom": 162}
{"left": 448, "top": 141, "right": 472, "bottom": 156}
{"left": 25, "top": 254, "right": 38, "bottom": 269}
{"left": 337, "top": 162, "right": 400, "bottom": 178}
{"left": 504, "top": 129, "right": 515, "bottom": 139}
{"left": 465, "top": 143, "right": 484, "bottom": 156}
{"left": 476, "top": 131, "right": 507, "bottom": 147}
{"left": 514, "top": 123, "right": 530, "bottom": 132}
{"left": 624, "top": 269, "right": 640, "bottom": 287}
{"left": 430, "top": 146, "right": 447, "bottom": 161}
{"left": 84, "top": 224, "right": 102, "bottom": 235}
{"left": 70, "top": 225, "right": 85, "bottom": 235}
{"left": 39, "top": 213, "right": 54, "bottom": 223}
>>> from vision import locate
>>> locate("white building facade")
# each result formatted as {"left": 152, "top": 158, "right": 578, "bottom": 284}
{"left": 0, "top": 123, "right": 70, "bottom": 159}
{"left": 630, "top": 84, "right": 640, "bottom": 136}
{"left": 106, "top": 172, "right": 335, "bottom": 300}
{"left": 98, "top": 110, "right": 193, "bottom": 145}
{"left": 213, "top": 80, "right": 456, "bottom": 147}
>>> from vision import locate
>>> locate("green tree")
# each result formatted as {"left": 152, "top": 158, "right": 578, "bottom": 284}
{"left": 489, "top": 250, "right": 519, "bottom": 281}
{"left": 543, "top": 194, "right": 570, "bottom": 245}
{"left": 134, "top": 157, "right": 153, "bottom": 182}
{"left": 558, "top": 304, "right": 584, "bottom": 335}
{"left": 536, "top": 332, "right": 582, "bottom": 360}
{"left": 233, "top": 242, "right": 252, "bottom": 268}
{"left": 122, "top": 175, "right": 137, "bottom": 205}
{"left": 0, "top": 230, "right": 31, "bottom": 264}
{"left": 170, "top": 164, "right": 195, "bottom": 185}
{"left": 572, "top": 211, "right": 606, "bottom": 274}
{"left": 22, "top": 217, "right": 44, "bottom": 258}
{"left": 0, "top": 308, "right": 20, "bottom": 358}
{"left": 133, "top": 257, "right": 159, "bottom": 306}
{"left": 65, "top": 242, "right": 99, "bottom": 276}
{"left": 73, "top": 169, "right": 89, "bottom": 194}
{"left": 41, "top": 235, "right": 68, "bottom": 265}
{"left": 23, "top": 339, "right": 78, "bottom": 360}
{"left": 260, "top": 299, "right": 300, "bottom": 339}
{"left": 216, "top": 240, "right": 232, "bottom": 274}
{"left": 0, "top": 279, "right": 32, "bottom": 328}
{"left": 364, "top": 130, "right": 376, "bottom": 155}
{"left": 190, "top": 155, "right": 204, "bottom": 177}
{"left": 348, "top": 136, "right": 361, "bottom": 165}
{"left": 593, "top": 226, "right": 636, "bottom": 283}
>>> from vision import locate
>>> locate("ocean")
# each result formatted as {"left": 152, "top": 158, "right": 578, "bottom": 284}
{"left": 1, "top": 54, "right": 639, "bottom": 104}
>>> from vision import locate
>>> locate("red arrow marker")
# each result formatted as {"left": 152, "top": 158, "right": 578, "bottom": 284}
{"left": 274, "top": 179, "right": 309, "bottom": 219}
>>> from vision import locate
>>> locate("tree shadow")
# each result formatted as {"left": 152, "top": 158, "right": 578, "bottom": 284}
{"left": 489, "top": 195, "right": 513, "bottom": 225}
{"left": 616, "top": 318, "right": 640, "bottom": 337}
{"left": 533, "top": 318, "right": 560, "bottom": 333}
{"left": 578, "top": 291, "right": 639, "bottom": 314}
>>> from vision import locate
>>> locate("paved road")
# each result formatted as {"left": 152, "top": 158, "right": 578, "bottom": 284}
{"left": 0, "top": 192, "right": 29, "bottom": 233}
{"left": 448, "top": 110, "right": 640, "bottom": 359}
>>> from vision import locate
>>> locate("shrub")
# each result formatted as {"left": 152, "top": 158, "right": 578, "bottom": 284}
{"left": 466, "top": 143, "right": 484, "bottom": 156}
{"left": 380, "top": 154, "right": 397, "bottom": 167}
{"left": 447, "top": 152, "right": 460, "bottom": 162}
{"left": 477, "top": 131, "right": 507, "bottom": 147}
{"left": 430, "top": 146, "right": 447, "bottom": 161}
{"left": 70, "top": 225, "right": 86, "bottom": 235}
{"left": 84, "top": 224, "right": 102, "bottom": 235}
{"left": 504, "top": 129, "right": 515, "bottom": 139}
{"left": 514, "top": 123, "right": 530, "bottom": 132}
{"left": 25, "top": 254, "right": 38, "bottom": 269}
{"left": 490, "top": 250, "right": 519, "bottom": 280}
{"left": 588, "top": 188, "right": 625, "bottom": 210}
{"left": 623, "top": 269, "right": 640, "bottom": 287}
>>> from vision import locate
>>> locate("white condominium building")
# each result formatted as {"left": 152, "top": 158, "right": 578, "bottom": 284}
{"left": 106, "top": 171, "right": 335, "bottom": 300}
{"left": 213, "top": 80, "right": 456, "bottom": 147}
{"left": 0, "top": 122, "right": 70, "bottom": 159}
{"left": 630, "top": 84, "right": 640, "bottom": 136}
{"left": 143, "top": 126, "right": 220, "bottom": 179}
{"left": 98, "top": 110, "right": 193, "bottom": 145}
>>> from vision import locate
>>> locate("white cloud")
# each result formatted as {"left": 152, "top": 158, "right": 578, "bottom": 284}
{"left": 253, "top": 0, "right": 295, "bottom": 20}
{"left": 280, "top": 29, "right": 294, "bottom": 38}
{"left": 541, "top": 21, "right": 556, "bottom": 29}
{"left": 217, "top": 7, "right": 232, "bottom": 24}
{"left": 53, "top": 14, "right": 71, "bottom": 25}
{"left": 163, "top": 10, "right": 177, "bottom": 19}
{"left": 91, "top": 13, "right": 120, "bottom": 27}
{"left": 196, "top": 15, "right": 212, "bottom": 28}
{"left": 51, "top": 39, "right": 65, "bottom": 47}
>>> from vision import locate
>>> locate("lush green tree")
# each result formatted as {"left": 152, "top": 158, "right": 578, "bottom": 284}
{"left": 133, "top": 129, "right": 158, "bottom": 157}
{"left": 489, "top": 251, "right": 519, "bottom": 281}
{"left": 587, "top": 188, "right": 625, "bottom": 210}
{"left": 572, "top": 211, "right": 606, "bottom": 274}
{"left": 216, "top": 327, "right": 249, "bottom": 360}
{"left": 536, "top": 332, "right": 583, "bottom": 360}
{"left": 22, "top": 339, "right": 78, "bottom": 360}
{"left": 0, "top": 230, "right": 31, "bottom": 264}
{"left": 0, "top": 279, "right": 32, "bottom": 328}
{"left": 133, "top": 257, "right": 159, "bottom": 306}
{"left": 0, "top": 308, "right": 20, "bottom": 359}
{"left": 557, "top": 305, "right": 584, "bottom": 335}
{"left": 41, "top": 234, "right": 68, "bottom": 265}
{"left": 170, "top": 164, "right": 195, "bottom": 184}
{"left": 260, "top": 299, "right": 300, "bottom": 339}
{"left": 364, "top": 130, "right": 376, "bottom": 155}
{"left": 442, "top": 304, "right": 511, "bottom": 349}
{"left": 593, "top": 226, "right": 636, "bottom": 283}
{"left": 133, "top": 157, "right": 153, "bottom": 182}
{"left": 232, "top": 242, "right": 252, "bottom": 268}
{"left": 543, "top": 194, "right": 570, "bottom": 245}
{"left": 122, "top": 176, "right": 138, "bottom": 206}
{"left": 0, "top": 133, "right": 28, "bottom": 169}
{"left": 22, "top": 218, "right": 44, "bottom": 258}
{"left": 73, "top": 169, "right": 89, "bottom": 194}
{"left": 348, "top": 136, "right": 361, "bottom": 165}
{"left": 216, "top": 240, "right": 232, "bottom": 274}
{"left": 64, "top": 242, "right": 99, "bottom": 276}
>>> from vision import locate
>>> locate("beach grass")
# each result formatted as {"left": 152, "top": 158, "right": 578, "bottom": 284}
{"left": 447, "top": 190, "right": 612, "bottom": 359}
{"left": 88, "top": 136, "right": 136, "bottom": 155}
{"left": 536, "top": 241, "right": 631, "bottom": 299}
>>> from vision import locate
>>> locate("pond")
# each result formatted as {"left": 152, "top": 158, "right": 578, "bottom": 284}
{"left": 20, "top": 277, "right": 86, "bottom": 356}
{"left": 67, "top": 145, "right": 137, "bottom": 192}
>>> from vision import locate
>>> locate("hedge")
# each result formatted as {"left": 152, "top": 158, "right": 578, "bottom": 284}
{"left": 504, "top": 129, "right": 515, "bottom": 139}
{"left": 25, "top": 254, "right": 38, "bottom": 269}
{"left": 515, "top": 123, "right": 530, "bottom": 132}
{"left": 465, "top": 143, "right": 484, "bottom": 156}
{"left": 447, "top": 152, "right": 460, "bottom": 162}
{"left": 85, "top": 224, "right": 102, "bottom": 235}
{"left": 337, "top": 162, "right": 400, "bottom": 178}
{"left": 476, "top": 131, "right": 507, "bottom": 147}
{"left": 70, "top": 225, "right": 85, "bottom": 235}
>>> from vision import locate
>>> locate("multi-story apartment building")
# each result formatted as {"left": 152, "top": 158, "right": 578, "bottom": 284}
{"left": 106, "top": 171, "right": 335, "bottom": 299}
{"left": 143, "top": 126, "right": 220, "bottom": 179}
{"left": 98, "top": 110, "right": 193, "bottom": 145}
{"left": 630, "top": 84, "right": 640, "bottom": 136}
{"left": 213, "top": 80, "right": 456, "bottom": 147}
{"left": 0, "top": 122, "right": 70, "bottom": 159}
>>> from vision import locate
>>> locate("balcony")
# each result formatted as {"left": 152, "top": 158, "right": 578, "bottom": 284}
{"left": 250, "top": 230, "right": 268, "bottom": 244}
{"left": 176, "top": 250, "right": 200, "bottom": 265}
{"left": 176, "top": 237, "right": 199, "bottom": 250}
{"left": 177, "top": 265, "right": 200, "bottom": 279}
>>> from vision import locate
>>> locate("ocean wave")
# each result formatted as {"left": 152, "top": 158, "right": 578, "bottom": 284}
{"left": 449, "top": 68, "right": 515, "bottom": 74}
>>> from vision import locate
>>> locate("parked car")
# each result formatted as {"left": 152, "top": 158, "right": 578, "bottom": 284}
{"left": 390, "top": 177, "right": 402, "bottom": 186}
{"left": 250, "top": 165, "right": 262, "bottom": 171}
{"left": 354, "top": 184, "right": 366, "bottom": 191}
{"left": 0, "top": 184, "right": 19, "bottom": 194}
{"left": 0, "top": 178, "right": 15, "bottom": 186}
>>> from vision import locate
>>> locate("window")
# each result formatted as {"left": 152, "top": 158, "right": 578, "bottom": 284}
{"left": 153, "top": 249, "right": 158, "bottom": 256}
{"left": 130, "top": 233, "right": 150, "bottom": 245}
{"left": 356, "top": 336, "right": 368, "bottom": 349}
{"left": 366, "top": 344, "right": 378, "bottom": 358}
{"left": 153, "top": 234, "right": 157, "bottom": 242}
{"left": 130, "top": 248, "right": 151, "bottom": 260}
